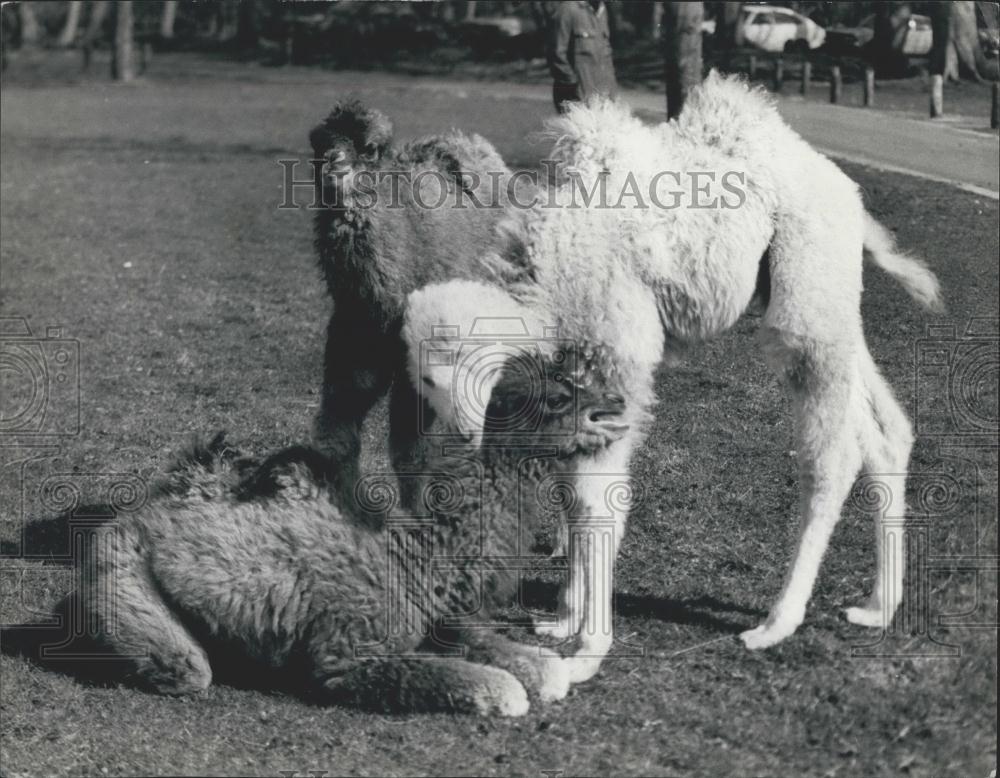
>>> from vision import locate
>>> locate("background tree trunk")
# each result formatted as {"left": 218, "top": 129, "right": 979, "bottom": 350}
{"left": 58, "top": 1, "right": 84, "bottom": 47}
{"left": 160, "top": 0, "right": 179, "bottom": 40}
{"left": 84, "top": 1, "right": 110, "bottom": 47}
{"left": 663, "top": 1, "right": 703, "bottom": 120}
{"left": 235, "top": 0, "right": 260, "bottom": 53}
{"left": 526, "top": 1, "right": 545, "bottom": 34}
{"left": 18, "top": 2, "right": 41, "bottom": 47}
{"left": 111, "top": 0, "right": 135, "bottom": 82}
{"left": 216, "top": 0, "right": 238, "bottom": 43}
{"left": 947, "top": 0, "right": 992, "bottom": 81}
{"left": 718, "top": 0, "right": 741, "bottom": 70}
{"left": 649, "top": 2, "right": 664, "bottom": 42}
{"left": 438, "top": 1, "right": 455, "bottom": 23}
{"left": 928, "top": 0, "right": 951, "bottom": 77}
{"left": 719, "top": 1, "right": 741, "bottom": 48}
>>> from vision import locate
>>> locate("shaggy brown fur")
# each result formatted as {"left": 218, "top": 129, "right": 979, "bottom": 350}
{"left": 308, "top": 100, "right": 527, "bottom": 510}
{"left": 79, "top": 357, "right": 628, "bottom": 715}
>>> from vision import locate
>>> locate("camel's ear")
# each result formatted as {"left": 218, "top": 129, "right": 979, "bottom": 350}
{"left": 309, "top": 123, "right": 331, "bottom": 156}
{"left": 361, "top": 109, "right": 393, "bottom": 158}
{"left": 310, "top": 100, "right": 393, "bottom": 157}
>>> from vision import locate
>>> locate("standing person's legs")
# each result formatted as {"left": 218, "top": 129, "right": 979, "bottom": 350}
{"left": 553, "top": 82, "right": 578, "bottom": 114}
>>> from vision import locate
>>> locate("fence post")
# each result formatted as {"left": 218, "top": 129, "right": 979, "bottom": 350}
{"left": 930, "top": 73, "right": 943, "bottom": 117}
{"left": 749, "top": 54, "right": 757, "bottom": 79}
{"left": 830, "top": 64, "right": 842, "bottom": 103}
{"left": 773, "top": 57, "right": 784, "bottom": 92}
{"left": 863, "top": 66, "right": 875, "bottom": 107}
{"left": 990, "top": 81, "right": 997, "bottom": 128}
{"left": 800, "top": 59, "right": 811, "bottom": 95}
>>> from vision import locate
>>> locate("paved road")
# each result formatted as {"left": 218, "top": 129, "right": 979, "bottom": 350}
{"left": 381, "top": 73, "right": 1000, "bottom": 198}
{"left": 576, "top": 85, "right": 999, "bottom": 198}
{"left": 746, "top": 97, "right": 998, "bottom": 198}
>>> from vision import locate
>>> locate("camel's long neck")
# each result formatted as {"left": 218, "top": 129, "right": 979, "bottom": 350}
{"left": 314, "top": 205, "right": 371, "bottom": 292}
{"left": 314, "top": 203, "right": 401, "bottom": 332}
{"left": 426, "top": 445, "right": 565, "bottom": 558}
{"left": 372, "top": 445, "right": 568, "bottom": 630}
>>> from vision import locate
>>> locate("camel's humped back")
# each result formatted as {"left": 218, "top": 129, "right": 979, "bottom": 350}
{"left": 544, "top": 71, "right": 790, "bottom": 176}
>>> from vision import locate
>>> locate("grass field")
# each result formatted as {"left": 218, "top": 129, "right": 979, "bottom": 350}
{"left": 1, "top": 54, "right": 997, "bottom": 778}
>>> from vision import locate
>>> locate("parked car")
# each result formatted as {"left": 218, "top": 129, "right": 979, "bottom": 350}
{"left": 825, "top": 13, "right": 933, "bottom": 57}
{"left": 979, "top": 26, "right": 1000, "bottom": 59}
{"left": 735, "top": 4, "right": 825, "bottom": 53}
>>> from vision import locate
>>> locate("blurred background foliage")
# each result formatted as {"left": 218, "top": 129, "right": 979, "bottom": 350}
{"left": 2, "top": 1, "right": 996, "bottom": 81}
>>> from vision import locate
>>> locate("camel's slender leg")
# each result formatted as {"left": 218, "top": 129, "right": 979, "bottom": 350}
{"left": 546, "top": 440, "right": 635, "bottom": 683}
{"left": 844, "top": 346, "right": 914, "bottom": 628}
{"left": 741, "top": 333, "right": 865, "bottom": 649}
{"left": 313, "top": 312, "right": 397, "bottom": 507}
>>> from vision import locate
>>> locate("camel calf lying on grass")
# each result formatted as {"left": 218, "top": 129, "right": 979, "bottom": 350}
{"left": 80, "top": 335, "right": 627, "bottom": 715}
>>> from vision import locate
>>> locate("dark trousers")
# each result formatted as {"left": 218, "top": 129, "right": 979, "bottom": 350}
{"left": 553, "top": 82, "right": 579, "bottom": 114}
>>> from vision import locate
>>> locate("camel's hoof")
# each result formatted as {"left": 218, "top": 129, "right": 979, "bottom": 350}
{"left": 844, "top": 606, "right": 886, "bottom": 628}
{"left": 474, "top": 667, "right": 530, "bottom": 717}
{"left": 536, "top": 649, "right": 571, "bottom": 703}
{"left": 739, "top": 623, "right": 794, "bottom": 650}
{"left": 564, "top": 655, "right": 604, "bottom": 684}
{"left": 533, "top": 616, "right": 578, "bottom": 641}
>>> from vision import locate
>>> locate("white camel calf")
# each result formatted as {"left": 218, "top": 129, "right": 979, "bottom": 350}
{"left": 412, "top": 72, "right": 942, "bottom": 684}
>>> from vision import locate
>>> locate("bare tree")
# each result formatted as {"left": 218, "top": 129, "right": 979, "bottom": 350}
{"left": 160, "top": 0, "right": 179, "bottom": 40}
{"left": 929, "top": 0, "right": 993, "bottom": 83}
{"left": 663, "top": 1, "right": 703, "bottom": 120}
{"left": 18, "top": 2, "right": 41, "bottom": 47}
{"left": 649, "top": 2, "right": 664, "bottom": 41}
{"left": 946, "top": 0, "right": 994, "bottom": 81}
{"left": 58, "top": 1, "right": 84, "bottom": 47}
{"left": 235, "top": 0, "right": 260, "bottom": 52}
{"left": 718, "top": 0, "right": 742, "bottom": 70}
{"left": 84, "top": 0, "right": 110, "bottom": 46}
{"left": 526, "top": 1, "right": 545, "bottom": 33}
{"left": 111, "top": 0, "right": 135, "bottom": 81}
{"left": 719, "top": 0, "right": 741, "bottom": 48}
{"left": 215, "top": 0, "right": 239, "bottom": 43}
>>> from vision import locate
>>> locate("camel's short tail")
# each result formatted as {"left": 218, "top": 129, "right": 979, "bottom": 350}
{"left": 863, "top": 212, "right": 944, "bottom": 312}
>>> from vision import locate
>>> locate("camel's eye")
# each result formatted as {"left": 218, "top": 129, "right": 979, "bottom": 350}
{"left": 546, "top": 391, "right": 572, "bottom": 412}
{"left": 362, "top": 143, "right": 378, "bottom": 159}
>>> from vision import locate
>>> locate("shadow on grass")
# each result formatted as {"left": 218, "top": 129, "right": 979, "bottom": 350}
{"left": 3, "top": 515, "right": 760, "bottom": 705}
{"left": 2, "top": 508, "right": 305, "bottom": 698}
{"left": 519, "top": 578, "right": 762, "bottom": 634}
{"left": 0, "top": 595, "right": 306, "bottom": 699}
{"left": 0, "top": 505, "right": 118, "bottom": 560}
